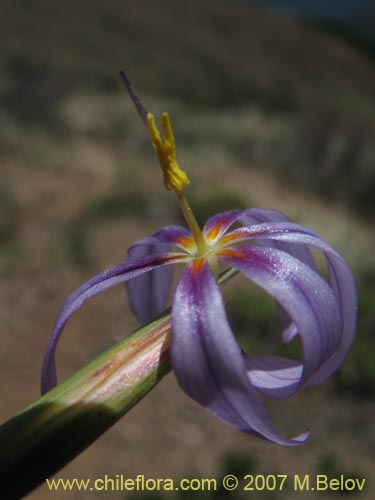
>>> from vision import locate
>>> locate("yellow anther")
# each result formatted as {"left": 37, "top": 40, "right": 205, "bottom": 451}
{"left": 147, "top": 112, "right": 190, "bottom": 192}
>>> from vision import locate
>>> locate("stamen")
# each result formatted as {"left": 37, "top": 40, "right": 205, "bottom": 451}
{"left": 147, "top": 113, "right": 190, "bottom": 193}
{"left": 147, "top": 114, "right": 207, "bottom": 251}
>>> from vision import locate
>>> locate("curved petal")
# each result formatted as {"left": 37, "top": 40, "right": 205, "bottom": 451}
{"left": 239, "top": 209, "right": 317, "bottom": 342}
{"left": 128, "top": 226, "right": 195, "bottom": 253}
{"left": 171, "top": 258, "right": 309, "bottom": 445}
{"left": 204, "top": 209, "right": 290, "bottom": 242}
{"left": 42, "top": 252, "right": 185, "bottom": 394}
{"left": 237, "top": 209, "right": 317, "bottom": 278}
{"left": 127, "top": 243, "right": 173, "bottom": 323}
{"left": 244, "top": 355, "right": 303, "bottom": 400}
{"left": 204, "top": 208, "right": 315, "bottom": 277}
{"left": 218, "top": 245, "right": 342, "bottom": 394}
{"left": 281, "top": 322, "right": 298, "bottom": 343}
{"left": 205, "top": 209, "right": 316, "bottom": 342}
{"left": 209, "top": 210, "right": 316, "bottom": 272}
{"left": 203, "top": 210, "right": 241, "bottom": 243}
{"left": 221, "top": 222, "right": 357, "bottom": 386}
{"left": 126, "top": 226, "right": 195, "bottom": 323}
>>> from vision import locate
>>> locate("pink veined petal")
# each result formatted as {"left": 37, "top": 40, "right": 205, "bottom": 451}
{"left": 171, "top": 258, "right": 309, "bottom": 445}
{"left": 244, "top": 355, "right": 303, "bottom": 400}
{"left": 222, "top": 222, "right": 357, "bottom": 386}
{"left": 218, "top": 245, "right": 342, "bottom": 393}
{"left": 41, "top": 252, "right": 185, "bottom": 394}
{"left": 126, "top": 226, "right": 195, "bottom": 322}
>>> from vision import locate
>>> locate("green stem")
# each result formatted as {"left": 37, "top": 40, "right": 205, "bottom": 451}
{"left": 0, "top": 314, "right": 172, "bottom": 499}
{"left": 0, "top": 268, "right": 236, "bottom": 499}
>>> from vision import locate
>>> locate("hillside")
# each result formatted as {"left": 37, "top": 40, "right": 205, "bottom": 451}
{"left": 1, "top": 0, "right": 374, "bottom": 215}
{"left": 1, "top": 0, "right": 373, "bottom": 114}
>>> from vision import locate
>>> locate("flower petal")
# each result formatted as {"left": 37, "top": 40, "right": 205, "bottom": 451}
{"left": 210, "top": 209, "right": 316, "bottom": 272}
{"left": 204, "top": 208, "right": 315, "bottom": 277}
{"left": 128, "top": 226, "right": 195, "bottom": 253}
{"left": 238, "top": 209, "right": 317, "bottom": 270}
{"left": 239, "top": 209, "right": 317, "bottom": 342}
{"left": 244, "top": 355, "right": 303, "bottom": 399}
{"left": 206, "top": 209, "right": 317, "bottom": 342}
{"left": 281, "top": 322, "right": 298, "bottom": 343}
{"left": 203, "top": 210, "right": 241, "bottom": 243}
{"left": 127, "top": 243, "right": 173, "bottom": 323}
{"left": 126, "top": 226, "right": 195, "bottom": 322}
{"left": 218, "top": 245, "right": 342, "bottom": 391}
{"left": 222, "top": 222, "right": 357, "bottom": 386}
{"left": 171, "top": 258, "right": 309, "bottom": 445}
{"left": 42, "top": 252, "right": 185, "bottom": 394}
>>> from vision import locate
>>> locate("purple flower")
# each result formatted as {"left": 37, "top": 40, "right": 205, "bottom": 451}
{"left": 41, "top": 76, "right": 357, "bottom": 445}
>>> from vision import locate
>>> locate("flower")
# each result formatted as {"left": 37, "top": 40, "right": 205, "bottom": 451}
{"left": 41, "top": 74, "right": 357, "bottom": 446}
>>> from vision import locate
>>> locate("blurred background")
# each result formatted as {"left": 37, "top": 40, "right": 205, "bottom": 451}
{"left": 0, "top": 0, "right": 374, "bottom": 498}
